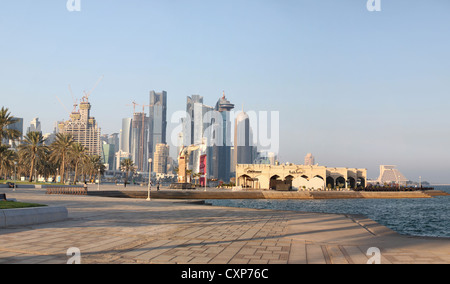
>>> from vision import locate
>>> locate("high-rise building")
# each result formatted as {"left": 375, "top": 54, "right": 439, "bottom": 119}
{"left": 234, "top": 110, "right": 254, "bottom": 165}
{"left": 131, "top": 112, "right": 149, "bottom": 172}
{"left": 153, "top": 143, "right": 170, "bottom": 174}
{"left": 183, "top": 95, "right": 204, "bottom": 146}
{"left": 120, "top": 118, "right": 132, "bottom": 153}
{"left": 209, "top": 92, "right": 234, "bottom": 182}
{"left": 304, "top": 153, "right": 315, "bottom": 166}
{"left": 149, "top": 91, "right": 167, "bottom": 171}
{"left": 27, "top": 117, "right": 41, "bottom": 134}
{"left": 58, "top": 99, "right": 101, "bottom": 156}
{"left": 4, "top": 117, "right": 23, "bottom": 147}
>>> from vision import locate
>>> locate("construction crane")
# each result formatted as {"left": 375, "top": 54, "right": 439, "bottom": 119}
{"left": 68, "top": 84, "right": 78, "bottom": 112}
{"left": 126, "top": 101, "right": 139, "bottom": 114}
{"left": 82, "top": 75, "right": 104, "bottom": 103}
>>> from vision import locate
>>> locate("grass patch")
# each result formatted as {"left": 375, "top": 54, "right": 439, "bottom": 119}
{"left": 0, "top": 201, "right": 47, "bottom": 210}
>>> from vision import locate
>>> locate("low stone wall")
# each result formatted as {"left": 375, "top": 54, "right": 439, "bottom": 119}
{"left": 0, "top": 206, "right": 68, "bottom": 228}
{"left": 88, "top": 189, "right": 446, "bottom": 200}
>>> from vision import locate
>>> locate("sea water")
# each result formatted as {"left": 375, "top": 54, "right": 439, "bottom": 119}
{"left": 208, "top": 186, "right": 450, "bottom": 238}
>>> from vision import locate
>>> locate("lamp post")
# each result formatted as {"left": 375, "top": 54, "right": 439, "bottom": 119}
{"left": 13, "top": 161, "right": 17, "bottom": 192}
{"left": 97, "top": 168, "right": 100, "bottom": 191}
{"left": 147, "top": 158, "right": 152, "bottom": 201}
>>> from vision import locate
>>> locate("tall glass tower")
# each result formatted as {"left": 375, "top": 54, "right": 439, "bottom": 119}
{"left": 149, "top": 90, "right": 167, "bottom": 171}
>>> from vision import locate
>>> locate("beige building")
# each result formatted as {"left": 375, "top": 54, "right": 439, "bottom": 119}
{"left": 153, "top": 143, "right": 170, "bottom": 174}
{"left": 236, "top": 163, "right": 367, "bottom": 190}
{"left": 58, "top": 99, "right": 101, "bottom": 156}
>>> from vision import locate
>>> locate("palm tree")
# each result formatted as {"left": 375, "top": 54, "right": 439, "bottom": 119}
{"left": 120, "top": 158, "right": 135, "bottom": 188}
{"left": 0, "top": 144, "right": 17, "bottom": 180}
{"left": 83, "top": 155, "right": 105, "bottom": 182}
{"left": 50, "top": 133, "right": 74, "bottom": 183}
{"left": 36, "top": 151, "right": 58, "bottom": 182}
{"left": 69, "top": 142, "right": 88, "bottom": 184}
{"left": 18, "top": 131, "right": 48, "bottom": 182}
{"left": 0, "top": 107, "right": 21, "bottom": 144}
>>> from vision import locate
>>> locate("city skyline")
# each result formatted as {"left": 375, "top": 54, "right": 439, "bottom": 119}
{"left": 1, "top": 1, "right": 450, "bottom": 183}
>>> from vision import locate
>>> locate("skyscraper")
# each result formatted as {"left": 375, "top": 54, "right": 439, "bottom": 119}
{"left": 27, "top": 117, "right": 41, "bottom": 134}
{"left": 149, "top": 91, "right": 167, "bottom": 171}
{"left": 58, "top": 98, "right": 101, "bottom": 156}
{"left": 153, "top": 143, "right": 170, "bottom": 174}
{"left": 120, "top": 118, "right": 132, "bottom": 153}
{"left": 234, "top": 110, "right": 254, "bottom": 165}
{"left": 209, "top": 92, "right": 234, "bottom": 182}
{"left": 131, "top": 112, "right": 149, "bottom": 172}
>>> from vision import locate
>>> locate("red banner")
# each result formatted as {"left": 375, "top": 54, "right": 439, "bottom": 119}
{"left": 199, "top": 154, "right": 207, "bottom": 186}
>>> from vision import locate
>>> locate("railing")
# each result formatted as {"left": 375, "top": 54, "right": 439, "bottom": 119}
{"left": 46, "top": 187, "right": 87, "bottom": 195}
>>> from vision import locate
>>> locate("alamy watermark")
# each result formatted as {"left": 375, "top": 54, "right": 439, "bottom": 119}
{"left": 66, "top": 0, "right": 81, "bottom": 12}
{"left": 170, "top": 109, "right": 280, "bottom": 155}
{"left": 67, "top": 247, "right": 81, "bottom": 264}
{"left": 366, "top": 247, "right": 381, "bottom": 264}
{"left": 367, "top": 0, "right": 381, "bottom": 12}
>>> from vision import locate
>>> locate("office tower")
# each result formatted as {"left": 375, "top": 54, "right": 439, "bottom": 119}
{"left": 234, "top": 109, "right": 253, "bottom": 165}
{"left": 27, "top": 117, "right": 42, "bottom": 134}
{"left": 58, "top": 99, "right": 101, "bottom": 156}
{"left": 183, "top": 95, "right": 204, "bottom": 146}
{"left": 131, "top": 112, "right": 149, "bottom": 172}
{"left": 153, "top": 143, "right": 170, "bottom": 174}
{"left": 102, "top": 142, "right": 115, "bottom": 171}
{"left": 4, "top": 117, "right": 23, "bottom": 146}
{"left": 149, "top": 91, "right": 167, "bottom": 171}
{"left": 120, "top": 118, "right": 132, "bottom": 153}
{"left": 304, "top": 153, "right": 315, "bottom": 166}
{"left": 209, "top": 92, "right": 234, "bottom": 182}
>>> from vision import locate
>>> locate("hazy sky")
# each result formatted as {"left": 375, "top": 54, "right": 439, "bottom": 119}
{"left": 1, "top": 1, "right": 449, "bottom": 183}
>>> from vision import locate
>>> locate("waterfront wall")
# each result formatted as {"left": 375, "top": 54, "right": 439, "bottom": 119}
{"left": 87, "top": 190, "right": 448, "bottom": 200}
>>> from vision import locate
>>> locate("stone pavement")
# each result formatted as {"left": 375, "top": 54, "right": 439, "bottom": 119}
{"left": 0, "top": 188, "right": 449, "bottom": 264}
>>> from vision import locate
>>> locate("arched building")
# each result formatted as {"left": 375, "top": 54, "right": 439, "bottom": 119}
{"left": 236, "top": 164, "right": 367, "bottom": 190}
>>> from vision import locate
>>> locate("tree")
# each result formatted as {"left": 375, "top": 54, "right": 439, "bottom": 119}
{"left": 69, "top": 142, "right": 88, "bottom": 184}
{"left": 83, "top": 155, "right": 105, "bottom": 182}
{"left": 120, "top": 158, "right": 135, "bottom": 188}
{"left": 0, "top": 107, "right": 21, "bottom": 144}
{"left": 50, "top": 133, "right": 74, "bottom": 183}
{"left": 18, "top": 131, "right": 48, "bottom": 182}
{"left": 0, "top": 144, "right": 17, "bottom": 180}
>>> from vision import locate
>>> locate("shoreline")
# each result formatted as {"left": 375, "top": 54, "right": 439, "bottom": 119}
{"left": 86, "top": 188, "right": 449, "bottom": 200}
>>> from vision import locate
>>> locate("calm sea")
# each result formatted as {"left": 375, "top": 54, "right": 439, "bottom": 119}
{"left": 207, "top": 186, "right": 450, "bottom": 238}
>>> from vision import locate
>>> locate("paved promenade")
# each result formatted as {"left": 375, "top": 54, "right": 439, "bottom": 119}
{"left": 0, "top": 187, "right": 449, "bottom": 264}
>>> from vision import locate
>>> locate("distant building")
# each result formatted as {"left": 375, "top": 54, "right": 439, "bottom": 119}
{"left": 376, "top": 165, "right": 408, "bottom": 186}
{"left": 120, "top": 118, "right": 132, "bottom": 153}
{"left": 234, "top": 110, "right": 254, "bottom": 165}
{"left": 149, "top": 91, "right": 167, "bottom": 171}
{"left": 304, "top": 153, "right": 315, "bottom": 166}
{"left": 102, "top": 142, "right": 115, "bottom": 171}
{"left": 3, "top": 117, "right": 23, "bottom": 146}
{"left": 209, "top": 92, "right": 234, "bottom": 182}
{"left": 58, "top": 99, "right": 101, "bottom": 156}
{"left": 236, "top": 163, "right": 367, "bottom": 190}
{"left": 27, "top": 117, "right": 41, "bottom": 134}
{"left": 131, "top": 112, "right": 149, "bottom": 172}
{"left": 153, "top": 143, "right": 170, "bottom": 174}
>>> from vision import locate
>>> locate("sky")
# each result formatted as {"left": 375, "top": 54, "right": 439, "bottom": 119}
{"left": 0, "top": 0, "right": 450, "bottom": 183}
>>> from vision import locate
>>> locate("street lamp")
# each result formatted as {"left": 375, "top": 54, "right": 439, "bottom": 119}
{"left": 13, "top": 161, "right": 17, "bottom": 192}
{"left": 97, "top": 168, "right": 101, "bottom": 191}
{"left": 147, "top": 158, "right": 152, "bottom": 201}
